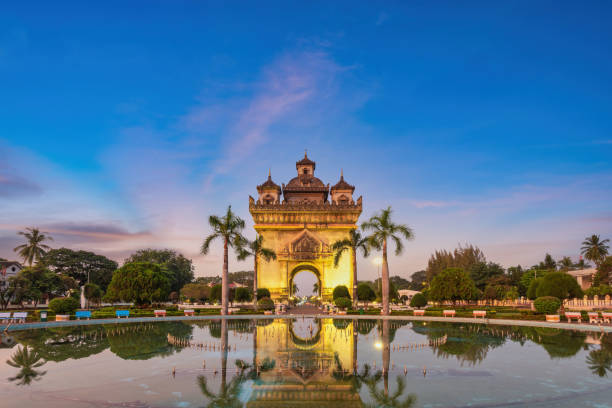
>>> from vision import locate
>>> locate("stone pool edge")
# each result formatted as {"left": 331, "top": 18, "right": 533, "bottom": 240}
{"left": 2, "top": 314, "right": 610, "bottom": 333}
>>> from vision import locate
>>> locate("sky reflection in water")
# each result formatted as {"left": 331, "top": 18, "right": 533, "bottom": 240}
{"left": 1, "top": 318, "right": 612, "bottom": 407}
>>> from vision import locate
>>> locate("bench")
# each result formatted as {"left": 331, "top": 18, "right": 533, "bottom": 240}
{"left": 413, "top": 310, "right": 425, "bottom": 316}
{"left": 473, "top": 310, "right": 487, "bottom": 319}
{"left": 588, "top": 312, "right": 601, "bottom": 324}
{"left": 154, "top": 310, "right": 167, "bottom": 317}
{"left": 565, "top": 312, "right": 582, "bottom": 323}
{"left": 0, "top": 312, "right": 11, "bottom": 323}
{"left": 602, "top": 312, "right": 612, "bottom": 324}
{"left": 443, "top": 310, "right": 456, "bottom": 318}
{"left": 12, "top": 312, "right": 27, "bottom": 323}
{"left": 115, "top": 310, "right": 130, "bottom": 318}
{"left": 184, "top": 309, "right": 195, "bottom": 316}
{"left": 76, "top": 310, "right": 92, "bottom": 320}
{"left": 545, "top": 314, "right": 560, "bottom": 322}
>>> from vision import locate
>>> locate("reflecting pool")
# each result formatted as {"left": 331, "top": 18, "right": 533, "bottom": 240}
{"left": 1, "top": 318, "right": 612, "bottom": 407}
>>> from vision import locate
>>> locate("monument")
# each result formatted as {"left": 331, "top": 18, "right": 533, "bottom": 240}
{"left": 249, "top": 152, "right": 362, "bottom": 302}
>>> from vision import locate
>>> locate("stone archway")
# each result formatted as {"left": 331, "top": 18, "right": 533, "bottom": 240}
{"left": 289, "top": 264, "right": 321, "bottom": 298}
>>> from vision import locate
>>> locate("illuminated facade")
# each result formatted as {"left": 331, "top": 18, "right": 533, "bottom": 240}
{"left": 249, "top": 152, "right": 362, "bottom": 302}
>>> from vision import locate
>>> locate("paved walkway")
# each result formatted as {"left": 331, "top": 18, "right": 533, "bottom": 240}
{"left": 288, "top": 304, "right": 324, "bottom": 315}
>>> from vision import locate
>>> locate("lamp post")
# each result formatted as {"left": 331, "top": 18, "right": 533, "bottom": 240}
{"left": 373, "top": 257, "right": 383, "bottom": 295}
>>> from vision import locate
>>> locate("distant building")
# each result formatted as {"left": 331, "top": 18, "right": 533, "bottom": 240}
{"left": 567, "top": 268, "right": 597, "bottom": 290}
{"left": 398, "top": 289, "right": 420, "bottom": 301}
{"left": 0, "top": 261, "right": 23, "bottom": 289}
{"left": 229, "top": 282, "right": 246, "bottom": 289}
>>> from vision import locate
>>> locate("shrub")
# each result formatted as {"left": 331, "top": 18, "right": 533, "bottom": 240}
{"left": 536, "top": 272, "right": 583, "bottom": 299}
{"left": 257, "top": 297, "right": 275, "bottom": 311}
{"left": 410, "top": 293, "right": 428, "bottom": 308}
{"left": 357, "top": 283, "right": 376, "bottom": 303}
{"left": 333, "top": 285, "right": 350, "bottom": 300}
{"left": 49, "top": 297, "right": 80, "bottom": 314}
{"left": 334, "top": 297, "right": 352, "bottom": 309}
{"left": 257, "top": 288, "right": 271, "bottom": 299}
{"left": 534, "top": 296, "right": 561, "bottom": 315}
{"left": 235, "top": 287, "right": 252, "bottom": 302}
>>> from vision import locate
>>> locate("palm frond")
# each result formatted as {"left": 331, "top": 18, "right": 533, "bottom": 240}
{"left": 201, "top": 233, "right": 220, "bottom": 255}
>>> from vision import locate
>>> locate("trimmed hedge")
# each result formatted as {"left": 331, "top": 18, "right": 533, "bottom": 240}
{"left": 257, "top": 297, "right": 275, "bottom": 311}
{"left": 333, "top": 285, "right": 350, "bottom": 300}
{"left": 48, "top": 297, "right": 79, "bottom": 314}
{"left": 534, "top": 296, "right": 561, "bottom": 315}
{"left": 334, "top": 297, "right": 352, "bottom": 309}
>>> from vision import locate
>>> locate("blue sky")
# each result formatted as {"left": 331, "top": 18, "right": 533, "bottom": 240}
{"left": 1, "top": 1, "right": 611, "bottom": 280}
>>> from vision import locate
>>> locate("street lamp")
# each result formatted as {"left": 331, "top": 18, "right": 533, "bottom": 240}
{"left": 373, "top": 257, "right": 383, "bottom": 294}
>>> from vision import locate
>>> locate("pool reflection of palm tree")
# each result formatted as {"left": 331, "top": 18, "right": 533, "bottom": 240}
{"left": 587, "top": 348, "right": 612, "bottom": 377}
{"left": 6, "top": 345, "right": 47, "bottom": 386}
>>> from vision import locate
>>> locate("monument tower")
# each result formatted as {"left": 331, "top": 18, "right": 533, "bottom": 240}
{"left": 249, "top": 152, "right": 362, "bottom": 302}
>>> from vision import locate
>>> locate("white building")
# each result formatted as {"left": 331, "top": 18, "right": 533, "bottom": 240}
{"left": 567, "top": 268, "right": 597, "bottom": 290}
{"left": 0, "top": 261, "right": 23, "bottom": 289}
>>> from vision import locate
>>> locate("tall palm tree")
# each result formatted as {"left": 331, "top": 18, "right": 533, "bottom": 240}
{"left": 237, "top": 234, "right": 276, "bottom": 304}
{"left": 331, "top": 229, "right": 370, "bottom": 308}
{"left": 362, "top": 207, "right": 414, "bottom": 315}
{"left": 13, "top": 227, "right": 53, "bottom": 266}
{"left": 201, "top": 206, "right": 246, "bottom": 315}
{"left": 6, "top": 346, "right": 47, "bottom": 386}
{"left": 581, "top": 235, "right": 610, "bottom": 266}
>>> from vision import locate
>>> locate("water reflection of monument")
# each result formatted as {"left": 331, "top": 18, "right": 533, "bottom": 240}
{"left": 248, "top": 317, "right": 362, "bottom": 407}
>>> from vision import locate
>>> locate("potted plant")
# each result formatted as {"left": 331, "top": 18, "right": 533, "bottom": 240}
{"left": 49, "top": 297, "right": 79, "bottom": 321}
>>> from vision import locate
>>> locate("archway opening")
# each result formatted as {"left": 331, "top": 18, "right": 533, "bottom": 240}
{"left": 290, "top": 267, "right": 320, "bottom": 302}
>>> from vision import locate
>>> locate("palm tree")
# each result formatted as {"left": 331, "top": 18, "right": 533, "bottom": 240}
{"left": 581, "top": 235, "right": 610, "bottom": 266}
{"left": 586, "top": 348, "right": 612, "bottom": 377}
{"left": 6, "top": 346, "right": 47, "bottom": 386}
{"left": 558, "top": 256, "right": 573, "bottom": 271}
{"left": 364, "top": 374, "right": 416, "bottom": 408}
{"left": 362, "top": 207, "right": 414, "bottom": 315}
{"left": 331, "top": 229, "right": 370, "bottom": 308}
{"left": 13, "top": 227, "right": 53, "bottom": 266}
{"left": 201, "top": 206, "right": 246, "bottom": 315}
{"left": 237, "top": 234, "right": 276, "bottom": 304}
{"left": 313, "top": 281, "right": 319, "bottom": 294}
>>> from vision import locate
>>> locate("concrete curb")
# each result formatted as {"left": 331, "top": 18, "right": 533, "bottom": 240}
{"left": 2, "top": 314, "right": 610, "bottom": 333}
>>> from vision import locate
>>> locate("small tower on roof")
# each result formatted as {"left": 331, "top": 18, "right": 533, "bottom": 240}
{"left": 296, "top": 150, "right": 316, "bottom": 176}
{"left": 330, "top": 169, "right": 355, "bottom": 205}
{"left": 256, "top": 169, "right": 281, "bottom": 205}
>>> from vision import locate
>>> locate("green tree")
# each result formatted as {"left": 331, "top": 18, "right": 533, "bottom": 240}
{"left": 6, "top": 346, "right": 47, "bottom": 386}
{"left": 201, "top": 205, "right": 246, "bottom": 315}
{"left": 581, "top": 235, "right": 610, "bottom": 266}
{"left": 357, "top": 283, "right": 376, "bottom": 306}
{"left": 536, "top": 272, "right": 582, "bottom": 299}
{"left": 103, "top": 262, "right": 170, "bottom": 305}
{"left": 595, "top": 256, "right": 612, "bottom": 286}
{"left": 539, "top": 253, "right": 557, "bottom": 270}
{"left": 470, "top": 262, "right": 504, "bottom": 290}
{"left": 429, "top": 268, "right": 479, "bottom": 304}
{"left": 234, "top": 287, "right": 252, "bottom": 302}
{"left": 180, "top": 283, "right": 210, "bottom": 302}
{"left": 210, "top": 284, "right": 223, "bottom": 303}
{"left": 124, "top": 248, "right": 193, "bottom": 294}
{"left": 83, "top": 282, "right": 103, "bottom": 305}
{"left": 40, "top": 248, "right": 118, "bottom": 291}
{"left": 426, "top": 244, "right": 485, "bottom": 282}
{"left": 16, "top": 265, "right": 75, "bottom": 306}
{"left": 13, "top": 227, "right": 53, "bottom": 266}
{"left": 362, "top": 206, "right": 414, "bottom": 315}
{"left": 558, "top": 256, "right": 573, "bottom": 271}
{"left": 409, "top": 292, "right": 427, "bottom": 308}
{"left": 408, "top": 270, "right": 427, "bottom": 290}
{"left": 506, "top": 265, "right": 523, "bottom": 287}
{"left": 236, "top": 234, "right": 276, "bottom": 304}
{"left": 331, "top": 229, "right": 370, "bottom": 308}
